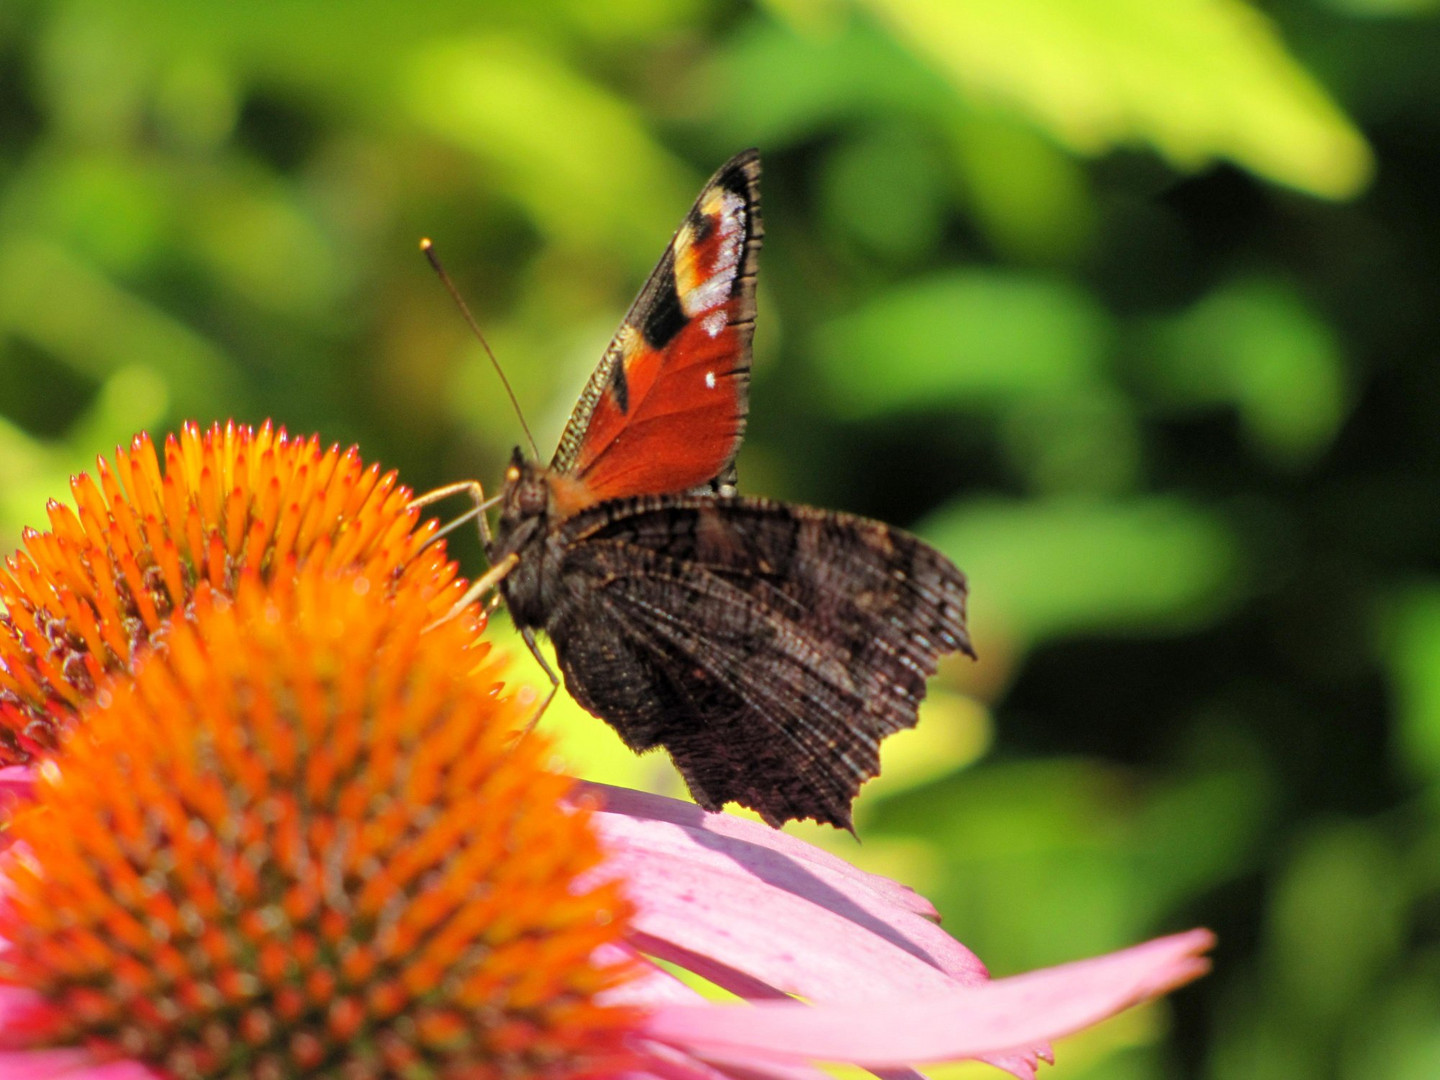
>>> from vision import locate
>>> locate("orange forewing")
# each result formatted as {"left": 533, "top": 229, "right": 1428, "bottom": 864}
{"left": 552, "top": 151, "right": 761, "bottom": 514}
{"left": 568, "top": 315, "right": 747, "bottom": 502}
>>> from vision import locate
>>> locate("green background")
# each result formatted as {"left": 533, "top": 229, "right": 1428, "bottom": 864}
{"left": 1, "top": 0, "right": 1435, "bottom": 1076}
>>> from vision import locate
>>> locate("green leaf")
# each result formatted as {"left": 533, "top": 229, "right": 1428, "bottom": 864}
{"left": 947, "top": 109, "right": 1097, "bottom": 263}
{"left": 406, "top": 36, "right": 693, "bottom": 260}
{"left": 711, "top": 18, "right": 1097, "bottom": 262}
{"left": 1143, "top": 278, "right": 1350, "bottom": 468}
{"left": 1380, "top": 584, "right": 1440, "bottom": 784}
{"left": 923, "top": 496, "right": 1240, "bottom": 646}
{"left": 858, "top": 0, "right": 1374, "bottom": 198}
{"left": 813, "top": 271, "right": 1112, "bottom": 416}
{"left": 0, "top": 237, "right": 246, "bottom": 420}
{"left": 709, "top": 15, "right": 957, "bottom": 146}
{"left": 1267, "top": 822, "right": 1407, "bottom": 1022}
{"left": 819, "top": 124, "right": 951, "bottom": 264}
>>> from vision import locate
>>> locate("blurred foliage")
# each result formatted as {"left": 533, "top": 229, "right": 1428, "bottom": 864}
{"left": 1, "top": 0, "right": 1437, "bottom": 1077}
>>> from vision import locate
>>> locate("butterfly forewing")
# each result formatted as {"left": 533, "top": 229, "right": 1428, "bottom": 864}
{"left": 547, "top": 150, "right": 761, "bottom": 509}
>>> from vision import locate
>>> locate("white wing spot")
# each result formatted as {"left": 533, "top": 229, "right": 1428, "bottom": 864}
{"left": 704, "top": 370, "right": 717, "bottom": 389}
{"left": 681, "top": 189, "right": 746, "bottom": 317}
{"left": 701, "top": 311, "right": 727, "bottom": 338}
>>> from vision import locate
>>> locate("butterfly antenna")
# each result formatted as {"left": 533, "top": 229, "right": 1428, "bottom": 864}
{"left": 420, "top": 237, "right": 540, "bottom": 461}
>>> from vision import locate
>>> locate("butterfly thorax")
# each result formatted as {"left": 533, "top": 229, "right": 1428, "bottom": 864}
{"left": 489, "top": 450, "right": 576, "bottom": 631}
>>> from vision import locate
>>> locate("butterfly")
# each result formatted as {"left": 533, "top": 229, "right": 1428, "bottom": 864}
{"left": 469, "top": 149, "right": 972, "bottom": 830}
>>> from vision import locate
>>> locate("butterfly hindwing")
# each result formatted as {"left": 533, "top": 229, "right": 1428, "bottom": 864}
{"left": 542, "top": 494, "right": 972, "bottom": 829}
{"left": 547, "top": 150, "right": 762, "bottom": 512}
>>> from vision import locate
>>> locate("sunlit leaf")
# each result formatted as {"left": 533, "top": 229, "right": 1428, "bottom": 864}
{"left": 713, "top": 16, "right": 1098, "bottom": 262}
{"left": 858, "top": 0, "right": 1373, "bottom": 198}
{"left": 709, "top": 15, "right": 954, "bottom": 146}
{"left": 406, "top": 36, "right": 693, "bottom": 260}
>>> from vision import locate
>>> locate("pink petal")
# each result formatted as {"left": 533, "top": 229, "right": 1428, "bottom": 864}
{"left": 591, "top": 814, "right": 989, "bottom": 991}
{"left": 0, "top": 768, "right": 33, "bottom": 848}
{"left": 625, "top": 1040, "right": 741, "bottom": 1080}
{"left": 0, "top": 769, "right": 33, "bottom": 804}
{"left": 594, "top": 945, "right": 710, "bottom": 1009}
{"left": 0, "top": 1050, "right": 160, "bottom": 1079}
{"left": 642, "top": 929, "right": 1214, "bottom": 1066}
{"left": 633, "top": 1036, "right": 835, "bottom": 1080}
{"left": 578, "top": 782, "right": 936, "bottom": 919}
{"left": 599, "top": 947, "right": 835, "bottom": 1080}
{"left": 0, "top": 986, "right": 43, "bottom": 1028}
{"left": 587, "top": 807, "right": 1049, "bottom": 1078}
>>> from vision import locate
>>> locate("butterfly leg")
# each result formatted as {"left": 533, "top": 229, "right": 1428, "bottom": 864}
{"left": 518, "top": 625, "right": 562, "bottom": 735}
{"left": 426, "top": 551, "right": 519, "bottom": 631}
{"left": 412, "top": 480, "right": 513, "bottom": 626}
{"left": 408, "top": 479, "right": 499, "bottom": 548}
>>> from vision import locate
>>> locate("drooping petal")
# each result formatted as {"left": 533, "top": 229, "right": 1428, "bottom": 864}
{"left": 585, "top": 793, "right": 1051, "bottom": 1079}
{"left": 642, "top": 929, "right": 1214, "bottom": 1066}
{"left": 596, "top": 945, "right": 709, "bottom": 1009}
{"left": 590, "top": 819, "right": 989, "bottom": 1002}
{"left": 591, "top": 809, "right": 986, "bottom": 984}
{"left": 581, "top": 782, "right": 937, "bottom": 918}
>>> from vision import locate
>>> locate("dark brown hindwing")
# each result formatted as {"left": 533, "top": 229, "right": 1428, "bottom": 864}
{"left": 543, "top": 495, "right": 971, "bottom": 829}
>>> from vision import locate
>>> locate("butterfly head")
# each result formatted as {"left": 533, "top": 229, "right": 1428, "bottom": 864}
{"left": 491, "top": 448, "right": 590, "bottom": 560}
{"left": 491, "top": 448, "right": 548, "bottom": 549}
{"left": 502, "top": 447, "right": 549, "bottom": 515}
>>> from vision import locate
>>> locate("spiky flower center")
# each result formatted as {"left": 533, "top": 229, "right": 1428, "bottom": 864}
{"left": 0, "top": 421, "right": 465, "bottom": 763}
{"left": 0, "top": 565, "right": 635, "bottom": 1080}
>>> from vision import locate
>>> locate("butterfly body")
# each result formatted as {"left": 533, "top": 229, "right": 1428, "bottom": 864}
{"left": 486, "top": 150, "right": 972, "bottom": 830}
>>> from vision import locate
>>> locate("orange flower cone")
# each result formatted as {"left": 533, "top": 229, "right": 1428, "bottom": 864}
{"left": 0, "top": 421, "right": 468, "bottom": 763}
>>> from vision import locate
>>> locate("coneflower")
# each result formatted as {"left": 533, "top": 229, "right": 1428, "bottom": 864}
{"left": 0, "top": 426, "right": 1214, "bottom": 1079}
{"left": 0, "top": 421, "right": 466, "bottom": 763}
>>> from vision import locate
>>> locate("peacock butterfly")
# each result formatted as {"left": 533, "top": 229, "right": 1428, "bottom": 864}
{"left": 458, "top": 149, "right": 973, "bottom": 830}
